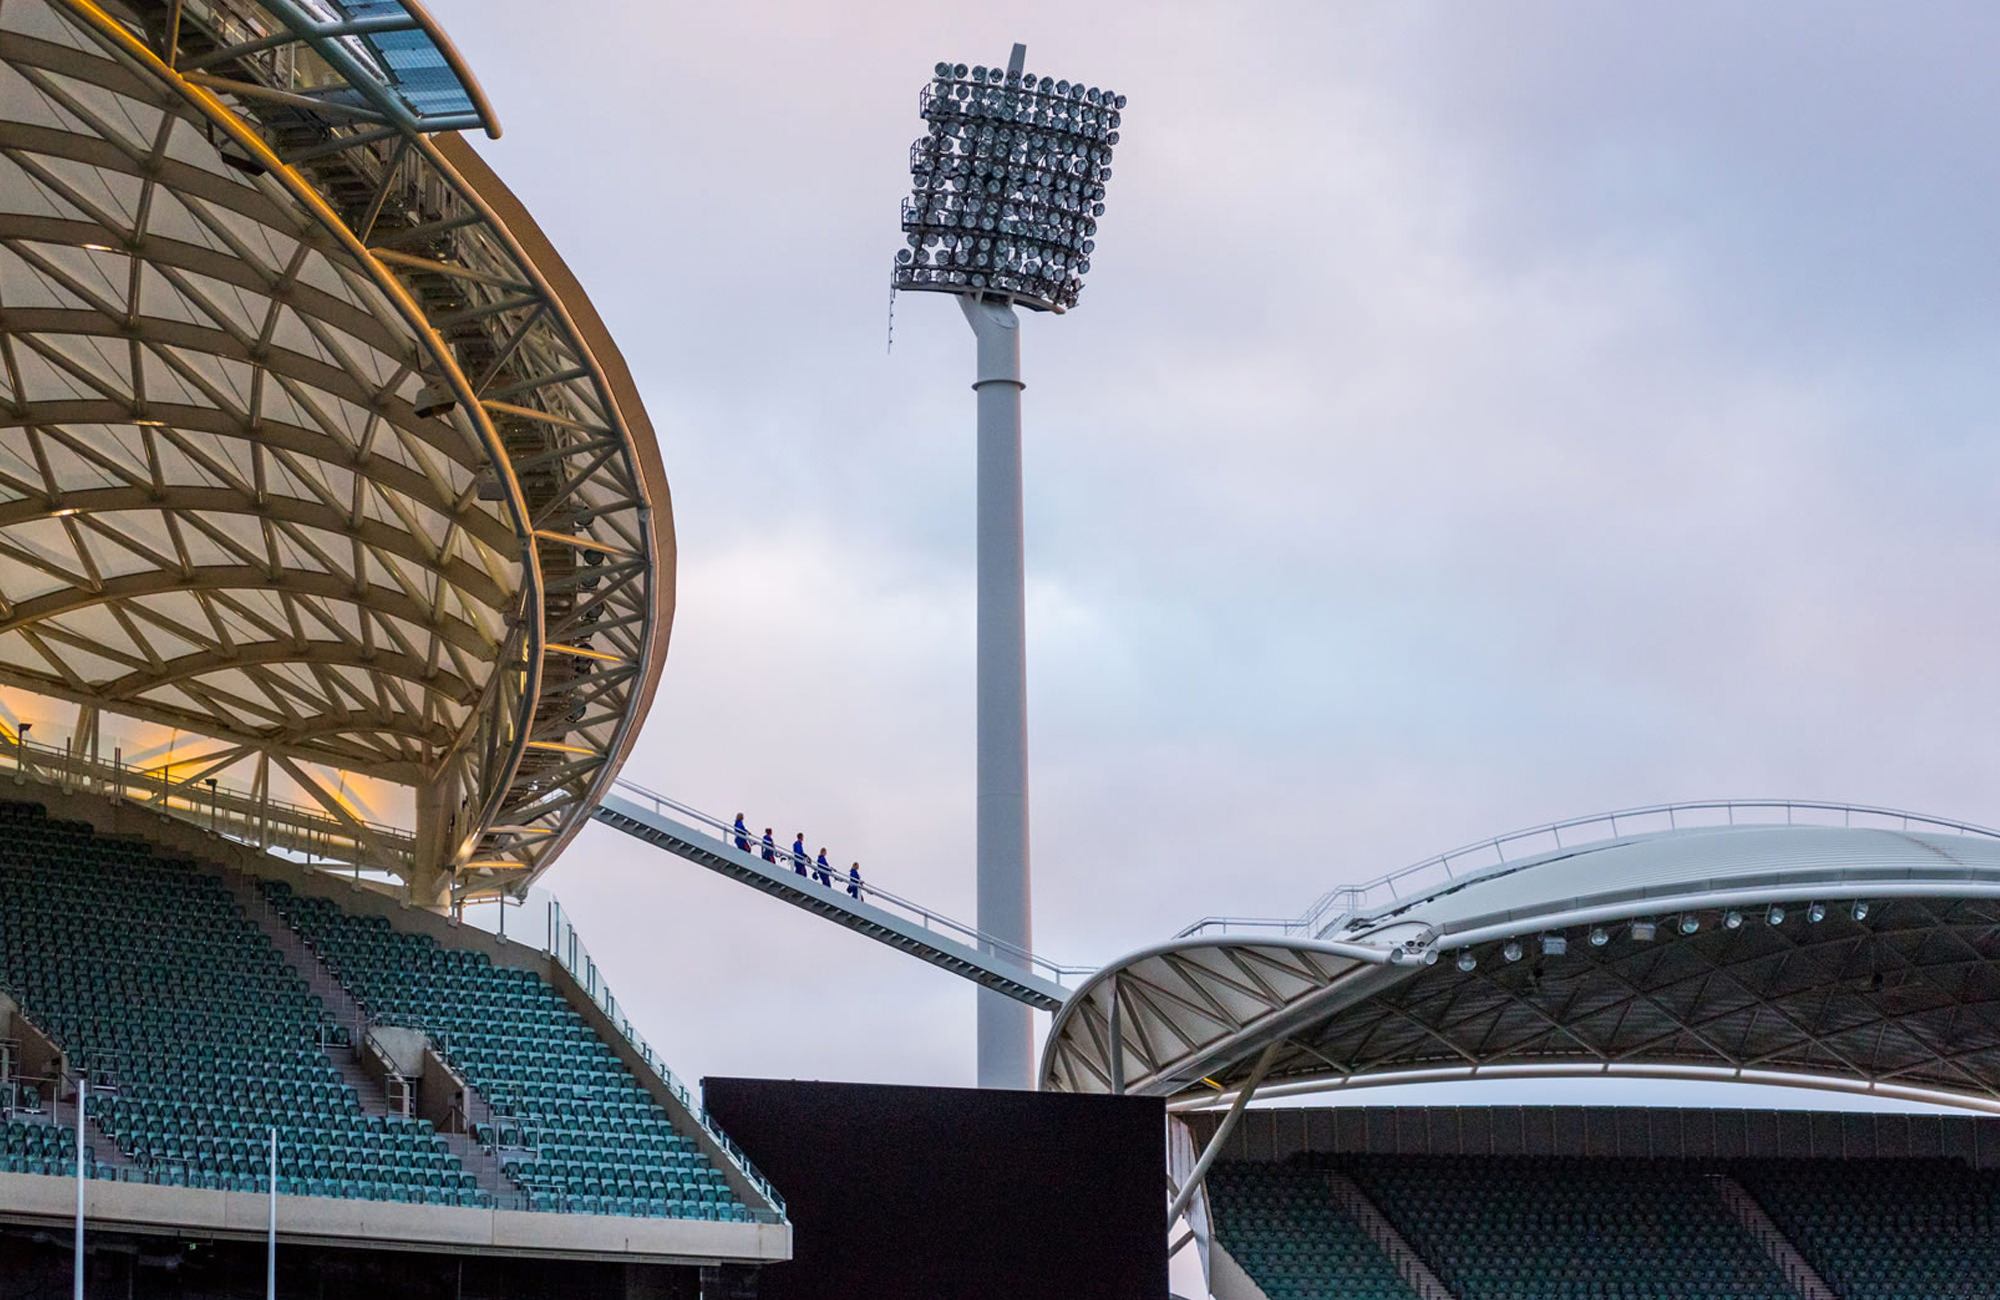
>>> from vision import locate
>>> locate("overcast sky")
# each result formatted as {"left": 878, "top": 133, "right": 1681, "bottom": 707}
{"left": 426, "top": 1, "right": 2000, "bottom": 1102}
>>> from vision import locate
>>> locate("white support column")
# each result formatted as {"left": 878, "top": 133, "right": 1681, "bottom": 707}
{"left": 73, "top": 1077, "right": 85, "bottom": 1300}
{"left": 961, "top": 294, "right": 1034, "bottom": 1090}
{"left": 267, "top": 1127, "right": 279, "bottom": 1299}
{"left": 1167, "top": 1041, "right": 1283, "bottom": 1225}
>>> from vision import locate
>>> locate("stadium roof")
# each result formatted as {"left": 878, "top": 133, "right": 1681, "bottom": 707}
{"left": 1042, "top": 801, "right": 2000, "bottom": 1115}
{"left": 0, "top": 0, "right": 670, "bottom": 901}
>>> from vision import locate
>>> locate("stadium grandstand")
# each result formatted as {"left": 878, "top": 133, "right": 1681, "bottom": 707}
{"left": 0, "top": 0, "right": 785, "bottom": 1292}
{"left": 0, "top": 0, "right": 1996, "bottom": 1298}
{"left": 1049, "top": 801, "right": 2000, "bottom": 1298}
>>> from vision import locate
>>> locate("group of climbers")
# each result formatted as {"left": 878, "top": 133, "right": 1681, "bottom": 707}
{"left": 731, "top": 815, "right": 864, "bottom": 900}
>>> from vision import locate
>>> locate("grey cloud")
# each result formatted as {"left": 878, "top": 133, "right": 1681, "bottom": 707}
{"left": 430, "top": 0, "right": 2000, "bottom": 1096}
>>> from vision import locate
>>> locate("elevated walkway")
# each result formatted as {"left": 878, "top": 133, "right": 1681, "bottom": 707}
{"left": 592, "top": 783, "right": 1079, "bottom": 1011}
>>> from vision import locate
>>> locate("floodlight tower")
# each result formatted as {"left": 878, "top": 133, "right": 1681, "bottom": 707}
{"left": 894, "top": 43, "right": 1127, "bottom": 1088}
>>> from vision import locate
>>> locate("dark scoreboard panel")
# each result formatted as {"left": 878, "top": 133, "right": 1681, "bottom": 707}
{"left": 703, "top": 1078, "right": 1168, "bottom": 1300}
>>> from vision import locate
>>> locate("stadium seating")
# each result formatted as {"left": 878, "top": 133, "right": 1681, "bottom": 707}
{"left": 1738, "top": 1158, "right": 2000, "bottom": 1299}
{"left": 261, "top": 881, "right": 750, "bottom": 1221}
{"left": 0, "top": 1116, "right": 100, "bottom": 1178}
{"left": 1348, "top": 1156, "right": 1793, "bottom": 1300}
{"left": 1210, "top": 1154, "right": 1801, "bottom": 1300}
{"left": 1207, "top": 1159, "right": 1416, "bottom": 1300}
{"left": 0, "top": 800, "right": 481, "bottom": 1204}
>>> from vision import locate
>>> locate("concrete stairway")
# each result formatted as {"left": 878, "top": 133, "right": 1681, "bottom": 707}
{"left": 1323, "top": 1169, "right": 1459, "bottom": 1300}
{"left": 42, "top": 1090, "right": 137, "bottom": 1176}
{"left": 1714, "top": 1174, "right": 1841, "bottom": 1300}
{"left": 434, "top": 1078, "right": 514, "bottom": 1203}
{"left": 214, "top": 868, "right": 399, "bottom": 1117}
{"left": 212, "top": 867, "right": 516, "bottom": 1202}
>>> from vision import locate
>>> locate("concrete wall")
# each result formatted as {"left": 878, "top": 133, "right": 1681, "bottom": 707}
{"left": 1195, "top": 1104, "right": 2000, "bottom": 1169}
{"left": 0, "top": 1171, "right": 789, "bottom": 1264}
{"left": 415, "top": 1041, "right": 467, "bottom": 1134}
{"left": 0, "top": 990, "right": 63, "bottom": 1097}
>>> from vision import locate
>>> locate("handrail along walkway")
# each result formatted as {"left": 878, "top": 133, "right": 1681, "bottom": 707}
{"left": 1178, "top": 798, "right": 2000, "bottom": 940}
{"left": 594, "top": 780, "right": 1084, "bottom": 1009}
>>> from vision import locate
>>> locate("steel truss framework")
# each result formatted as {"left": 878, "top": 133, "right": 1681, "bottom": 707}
{"left": 1044, "top": 818, "right": 2000, "bottom": 1118}
{"left": 0, "top": 0, "right": 669, "bottom": 896}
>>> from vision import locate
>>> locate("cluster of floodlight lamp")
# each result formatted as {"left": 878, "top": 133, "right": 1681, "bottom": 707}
{"left": 894, "top": 55, "right": 1126, "bottom": 312}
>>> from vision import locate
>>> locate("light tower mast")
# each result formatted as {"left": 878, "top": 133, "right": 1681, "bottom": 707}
{"left": 894, "top": 43, "right": 1127, "bottom": 1088}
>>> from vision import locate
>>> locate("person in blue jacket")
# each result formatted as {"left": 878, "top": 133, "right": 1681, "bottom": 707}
{"left": 814, "top": 848, "right": 833, "bottom": 887}
{"left": 847, "top": 862, "right": 863, "bottom": 901}
{"left": 733, "top": 814, "right": 750, "bottom": 853}
{"left": 761, "top": 828, "right": 777, "bottom": 866}
{"left": 792, "top": 833, "right": 809, "bottom": 877}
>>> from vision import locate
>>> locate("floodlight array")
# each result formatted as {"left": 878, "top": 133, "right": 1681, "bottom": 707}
{"left": 895, "top": 59, "right": 1126, "bottom": 312}
{"left": 1448, "top": 898, "right": 1882, "bottom": 971}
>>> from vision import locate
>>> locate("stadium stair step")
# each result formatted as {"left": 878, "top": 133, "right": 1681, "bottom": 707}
{"left": 41, "top": 1093, "right": 136, "bottom": 1178}
{"left": 1323, "top": 1168, "right": 1459, "bottom": 1300}
{"left": 419, "top": 1046, "right": 514, "bottom": 1203}
{"left": 213, "top": 868, "right": 398, "bottom": 1119}
{"left": 1712, "top": 1174, "right": 1841, "bottom": 1300}
{"left": 434, "top": 1092, "right": 513, "bottom": 1203}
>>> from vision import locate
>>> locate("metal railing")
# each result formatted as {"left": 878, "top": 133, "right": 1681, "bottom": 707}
{"left": 1179, "top": 799, "right": 2000, "bottom": 940}
{"left": 541, "top": 896, "right": 787, "bottom": 1220}
{"left": 0, "top": 734, "right": 410, "bottom": 874}
{"left": 609, "top": 778, "right": 1093, "bottom": 983}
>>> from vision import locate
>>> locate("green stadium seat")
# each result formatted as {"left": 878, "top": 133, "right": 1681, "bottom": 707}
{"left": 0, "top": 798, "right": 745, "bottom": 1223}
{"left": 259, "top": 876, "right": 751, "bottom": 1221}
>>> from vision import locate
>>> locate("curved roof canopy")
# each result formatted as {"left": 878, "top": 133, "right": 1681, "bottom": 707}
{"left": 0, "top": 0, "right": 671, "bottom": 900}
{"left": 1043, "top": 802, "right": 2000, "bottom": 1115}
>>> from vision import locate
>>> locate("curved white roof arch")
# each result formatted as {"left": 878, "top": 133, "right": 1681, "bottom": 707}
{"left": 1042, "top": 800, "right": 2000, "bottom": 1116}
{"left": 0, "top": 0, "right": 671, "bottom": 902}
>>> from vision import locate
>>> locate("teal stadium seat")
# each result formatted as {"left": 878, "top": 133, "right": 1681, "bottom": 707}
{"left": 1737, "top": 1158, "right": 2000, "bottom": 1299}
{"left": 261, "top": 880, "right": 750, "bottom": 1222}
{"left": 1207, "top": 1159, "right": 1418, "bottom": 1300}
{"left": 1347, "top": 1156, "right": 1794, "bottom": 1300}
{"left": 0, "top": 800, "right": 478, "bottom": 1206}
{"left": 1208, "top": 1154, "right": 1800, "bottom": 1300}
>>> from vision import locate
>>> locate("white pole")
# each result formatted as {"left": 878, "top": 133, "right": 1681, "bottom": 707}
{"left": 960, "top": 294, "right": 1034, "bottom": 1090}
{"left": 267, "top": 1126, "right": 278, "bottom": 1299}
{"left": 72, "top": 1076, "right": 85, "bottom": 1300}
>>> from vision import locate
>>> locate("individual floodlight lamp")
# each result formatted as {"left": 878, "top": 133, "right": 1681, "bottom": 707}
{"left": 893, "top": 43, "right": 1128, "bottom": 1090}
